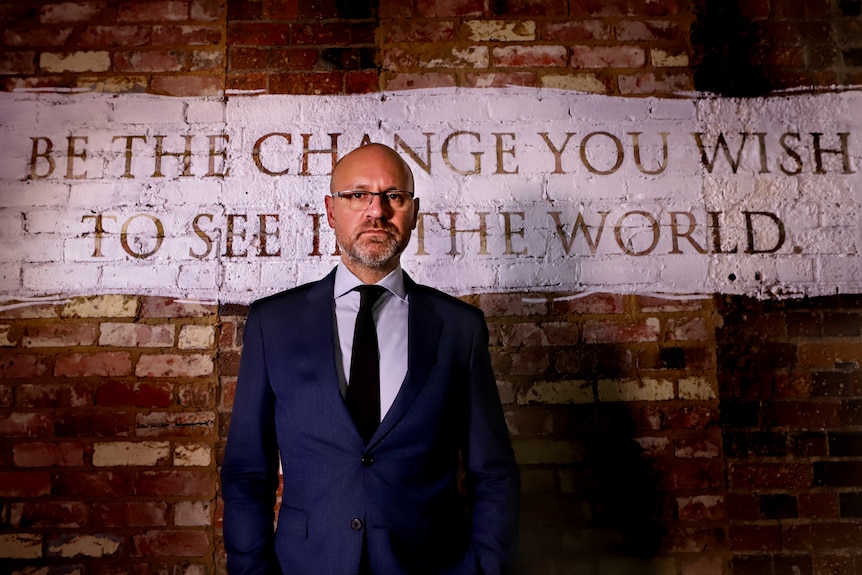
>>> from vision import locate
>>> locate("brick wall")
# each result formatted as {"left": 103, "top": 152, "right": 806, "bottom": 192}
{"left": 2, "top": 1, "right": 862, "bottom": 574}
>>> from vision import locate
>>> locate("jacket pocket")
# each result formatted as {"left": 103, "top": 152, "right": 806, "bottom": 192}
{"left": 276, "top": 504, "right": 308, "bottom": 538}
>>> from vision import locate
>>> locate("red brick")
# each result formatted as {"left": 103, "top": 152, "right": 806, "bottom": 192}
{"left": 726, "top": 493, "right": 759, "bottom": 520}
{"left": 16, "top": 383, "right": 93, "bottom": 408}
{"left": 178, "top": 381, "right": 213, "bottom": 408}
{"left": 140, "top": 297, "right": 216, "bottom": 318}
{"left": 269, "top": 71, "right": 343, "bottom": 94}
{"left": 291, "top": 22, "right": 351, "bottom": 46}
{"left": 39, "top": 2, "right": 107, "bottom": 24}
{"left": 667, "top": 317, "right": 709, "bottom": 342}
{"left": 662, "top": 461, "right": 726, "bottom": 490}
{"left": 226, "top": 72, "right": 267, "bottom": 91}
{"left": 509, "top": 348, "right": 550, "bottom": 376}
{"left": 552, "top": 293, "right": 623, "bottom": 314}
{"left": 0, "top": 412, "right": 52, "bottom": 437}
{"left": 379, "top": 0, "right": 416, "bottom": 17}
{"left": 151, "top": 24, "right": 223, "bottom": 45}
{"left": 115, "top": 50, "right": 185, "bottom": 72}
{"left": 798, "top": 492, "right": 840, "bottom": 519}
{"left": 22, "top": 323, "right": 97, "bottom": 347}
{"left": 798, "top": 342, "right": 862, "bottom": 369}
{"left": 220, "top": 377, "right": 237, "bottom": 410}
{"left": 0, "top": 354, "right": 49, "bottom": 379}
{"left": 3, "top": 27, "right": 74, "bottom": 47}
{"left": 583, "top": 318, "right": 659, "bottom": 343}
{"left": 54, "top": 411, "right": 134, "bottom": 437}
{"left": 93, "top": 502, "right": 169, "bottom": 527}
{"left": 783, "top": 522, "right": 862, "bottom": 550}
{"left": 269, "top": 47, "right": 319, "bottom": 70}
{"left": 189, "top": 49, "right": 223, "bottom": 70}
{"left": 729, "top": 524, "right": 782, "bottom": 551}
{"left": 382, "top": 21, "right": 456, "bottom": 43}
{"left": 16, "top": 501, "right": 89, "bottom": 528}
{"left": 99, "top": 323, "right": 174, "bottom": 347}
{"left": 729, "top": 462, "right": 812, "bottom": 490}
{"left": 151, "top": 74, "right": 222, "bottom": 96}
{"left": 136, "top": 470, "right": 214, "bottom": 497}
{"left": 493, "top": 45, "right": 567, "bottom": 67}
{"left": 96, "top": 380, "right": 173, "bottom": 407}
{"left": 264, "top": 0, "right": 299, "bottom": 19}
{"left": 505, "top": 409, "right": 553, "bottom": 436}
{"left": 13, "top": 441, "right": 86, "bottom": 467}
{"left": 135, "top": 411, "right": 215, "bottom": 437}
{"left": 541, "top": 20, "right": 610, "bottom": 40}
{"left": 136, "top": 353, "right": 213, "bottom": 378}
{"left": 132, "top": 529, "right": 210, "bottom": 557}
{"left": 0, "top": 471, "right": 51, "bottom": 497}
{"left": 761, "top": 401, "right": 841, "bottom": 428}
{"left": 663, "top": 526, "right": 725, "bottom": 553}
{"left": 638, "top": 296, "right": 707, "bottom": 313}
{"left": 571, "top": 45, "right": 645, "bottom": 68}
{"left": 616, "top": 20, "right": 682, "bottom": 42}
{"left": 118, "top": 1, "right": 189, "bottom": 22}
{"left": 384, "top": 72, "right": 457, "bottom": 90}
{"left": 55, "top": 351, "right": 132, "bottom": 377}
{"left": 345, "top": 70, "right": 378, "bottom": 93}
{"left": 54, "top": 471, "right": 133, "bottom": 498}
{"left": 229, "top": 46, "right": 267, "bottom": 70}
{"left": 415, "top": 0, "right": 484, "bottom": 17}
{"left": 227, "top": 22, "right": 290, "bottom": 45}
{"left": 79, "top": 25, "right": 151, "bottom": 47}
{"left": 191, "top": 0, "right": 224, "bottom": 21}
{"left": 677, "top": 495, "right": 726, "bottom": 521}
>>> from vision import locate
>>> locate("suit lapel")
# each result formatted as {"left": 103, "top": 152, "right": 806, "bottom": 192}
{"left": 372, "top": 274, "right": 441, "bottom": 445}
{"left": 299, "top": 268, "right": 365, "bottom": 444}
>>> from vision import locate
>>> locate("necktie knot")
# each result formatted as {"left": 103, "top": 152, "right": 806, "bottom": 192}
{"left": 356, "top": 284, "right": 386, "bottom": 311}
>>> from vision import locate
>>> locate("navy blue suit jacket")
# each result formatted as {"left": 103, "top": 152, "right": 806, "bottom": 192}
{"left": 221, "top": 269, "right": 520, "bottom": 575}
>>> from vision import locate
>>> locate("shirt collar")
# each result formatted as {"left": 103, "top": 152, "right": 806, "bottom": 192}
{"left": 334, "top": 262, "right": 408, "bottom": 302}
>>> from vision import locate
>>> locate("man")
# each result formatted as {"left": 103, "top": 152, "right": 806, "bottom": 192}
{"left": 221, "top": 143, "right": 520, "bottom": 575}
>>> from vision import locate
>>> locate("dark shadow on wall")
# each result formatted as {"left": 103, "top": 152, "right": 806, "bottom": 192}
{"left": 691, "top": 0, "right": 774, "bottom": 96}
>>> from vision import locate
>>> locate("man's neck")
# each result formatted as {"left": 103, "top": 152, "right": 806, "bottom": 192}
{"left": 341, "top": 258, "right": 399, "bottom": 285}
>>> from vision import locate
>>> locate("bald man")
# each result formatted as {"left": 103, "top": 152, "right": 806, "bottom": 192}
{"left": 221, "top": 144, "right": 520, "bottom": 575}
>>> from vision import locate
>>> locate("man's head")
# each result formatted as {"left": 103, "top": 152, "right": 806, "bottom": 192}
{"left": 325, "top": 143, "right": 419, "bottom": 283}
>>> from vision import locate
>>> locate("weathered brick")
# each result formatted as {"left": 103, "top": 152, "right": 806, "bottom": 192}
{"left": 616, "top": 20, "right": 682, "bottom": 41}
{"left": 47, "top": 533, "right": 123, "bottom": 558}
{"left": 92, "top": 502, "right": 169, "bottom": 527}
{"left": 0, "top": 354, "right": 49, "bottom": 379}
{"left": 40, "top": 51, "right": 111, "bottom": 73}
{"left": 540, "top": 73, "right": 607, "bottom": 93}
{"left": 345, "top": 70, "right": 377, "bottom": 93}
{"left": 477, "top": 293, "right": 548, "bottom": 317}
{"left": 92, "top": 441, "right": 170, "bottom": 467}
{"left": 263, "top": 0, "right": 299, "bottom": 19}
{"left": 730, "top": 462, "right": 812, "bottom": 489}
{"left": 54, "top": 411, "right": 134, "bottom": 437}
{"left": 416, "top": 0, "right": 484, "bottom": 17}
{"left": 598, "top": 377, "right": 674, "bottom": 402}
{"left": 618, "top": 71, "right": 692, "bottom": 95}
{"left": 505, "top": 409, "right": 553, "bottom": 436}
{"left": 467, "top": 20, "right": 536, "bottom": 42}
{"left": 0, "top": 533, "right": 43, "bottom": 559}
{"left": 571, "top": 46, "right": 645, "bottom": 69}
{"left": 783, "top": 522, "right": 862, "bottom": 551}
{"left": 419, "top": 46, "right": 488, "bottom": 69}
{"left": 679, "top": 376, "right": 716, "bottom": 400}
{"left": 174, "top": 442, "right": 212, "bottom": 466}
{"left": 493, "top": 45, "right": 567, "bottom": 67}
{"left": 541, "top": 20, "right": 610, "bottom": 41}
{"left": 383, "top": 72, "right": 457, "bottom": 90}
{"left": 269, "top": 47, "right": 318, "bottom": 71}
{"left": 270, "top": 71, "right": 342, "bottom": 94}
{"left": 663, "top": 461, "right": 726, "bottom": 490}
{"left": 652, "top": 48, "right": 689, "bottom": 68}
{"left": 798, "top": 342, "right": 862, "bottom": 369}
{"left": 61, "top": 295, "right": 138, "bottom": 318}
{"left": 13, "top": 441, "right": 86, "bottom": 467}
{"left": 151, "top": 74, "right": 222, "bottom": 96}
{"left": 674, "top": 436, "right": 721, "bottom": 459}
{"left": 179, "top": 381, "right": 213, "bottom": 408}
{"left": 132, "top": 529, "right": 210, "bottom": 557}
{"left": 118, "top": 1, "right": 189, "bottom": 22}
{"left": 583, "top": 318, "right": 660, "bottom": 343}
{"left": 0, "top": 412, "right": 52, "bottom": 437}
{"left": 99, "top": 322, "right": 175, "bottom": 347}
{"left": 136, "top": 353, "right": 213, "bottom": 378}
{"left": 464, "top": 71, "right": 537, "bottom": 88}
{"left": 151, "top": 24, "right": 223, "bottom": 45}
{"left": 114, "top": 50, "right": 185, "bottom": 72}
{"left": 227, "top": 22, "right": 290, "bottom": 46}
{"left": 729, "top": 524, "right": 782, "bottom": 551}
{"left": 54, "top": 471, "right": 133, "bottom": 498}
{"left": 677, "top": 495, "right": 725, "bottom": 521}
{"left": 55, "top": 351, "right": 132, "bottom": 377}
{"left": 136, "top": 411, "right": 215, "bottom": 437}
{"left": 40, "top": 2, "right": 107, "bottom": 24}
{"left": 4, "top": 27, "right": 73, "bottom": 47}
{"left": 191, "top": 0, "right": 224, "bottom": 20}
{"left": 520, "top": 379, "right": 592, "bottom": 405}
{"left": 174, "top": 500, "right": 212, "bottom": 526}
{"left": 79, "top": 25, "right": 151, "bottom": 47}
{"left": 0, "top": 51, "right": 36, "bottom": 74}
{"left": 22, "top": 323, "right": 97, "bottom": 347}
{"left": 15, "top": 501, "right": 89, "bottom": 528}
{"left": 552, "top": 293, "right": 623, "bottom": 314}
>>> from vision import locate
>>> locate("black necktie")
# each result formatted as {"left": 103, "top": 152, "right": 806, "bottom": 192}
{"left": 346, "top": 285, "right": 386, "bottom": 443}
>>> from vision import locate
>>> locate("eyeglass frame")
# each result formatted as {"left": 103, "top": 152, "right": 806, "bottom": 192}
{"left": 330, "top": 189, "right": 416, "bottom": 211}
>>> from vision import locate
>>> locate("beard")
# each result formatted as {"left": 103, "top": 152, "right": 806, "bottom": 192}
{"left": 338, "top": 224, "right": 408, "bottom": 271}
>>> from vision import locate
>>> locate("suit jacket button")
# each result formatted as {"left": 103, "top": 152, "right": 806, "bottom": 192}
{"left": 361, "top": 455, "right": 374, "bottom": 466}
{"left": 350, "top": 518, "right": 363, "bottom": 531}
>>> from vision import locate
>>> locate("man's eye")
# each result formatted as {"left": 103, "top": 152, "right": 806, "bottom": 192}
{"left": 350, "top": 192, "right": 369, "bottom": 200}
{"left": 385, "top": 193, "right": 400, "bottom": 201}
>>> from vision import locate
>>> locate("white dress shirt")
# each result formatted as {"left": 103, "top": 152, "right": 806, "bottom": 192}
{"left": 333, "top": 263, "right": 409, "bottom": 420}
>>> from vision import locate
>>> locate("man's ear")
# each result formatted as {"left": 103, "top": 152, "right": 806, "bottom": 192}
{"left": 325, "top": 195, "right": 336, "bottom": 228}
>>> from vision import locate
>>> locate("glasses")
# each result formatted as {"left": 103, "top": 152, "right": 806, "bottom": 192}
{"left": 331, "top": 190, "right": 415, "bottom": 211}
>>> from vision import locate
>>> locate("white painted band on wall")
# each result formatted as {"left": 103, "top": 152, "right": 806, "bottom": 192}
{"left": 0, "top": 88, "right": 859, "bottom": 302}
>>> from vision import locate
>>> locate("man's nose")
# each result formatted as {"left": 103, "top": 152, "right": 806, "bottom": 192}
{"left": 364, "top": 193, "right": 391, "bottom": 217}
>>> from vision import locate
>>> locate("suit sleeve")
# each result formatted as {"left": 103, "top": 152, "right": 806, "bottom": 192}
{"left": 221, "top": 303, "right": 281, "bottom": 575}
{"left": 464, "top": 313, "right": 521, "bottom": 575}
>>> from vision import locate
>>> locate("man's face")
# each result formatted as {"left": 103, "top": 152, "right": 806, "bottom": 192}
{"left": 325, "top": 145, "right": 419, "bottom": 276}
